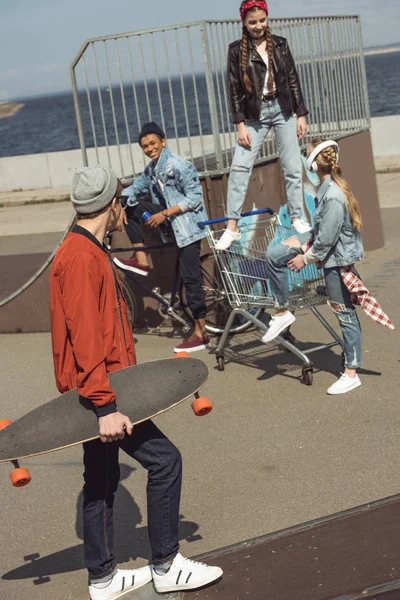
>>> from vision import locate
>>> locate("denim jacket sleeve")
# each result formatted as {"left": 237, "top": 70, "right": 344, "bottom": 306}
{"left": 125, "top": 171, "right": 150, "bottom": 207}
{"left": 310, "top": 198, "right": 345, "bottom": 262}
{"left": 175, "top": 162, "right": 204, "bottom": 213}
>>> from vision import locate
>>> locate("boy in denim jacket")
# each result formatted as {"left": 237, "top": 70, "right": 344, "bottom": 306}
{"left": 114, "top": 122, "right": 209, "bottom": 353}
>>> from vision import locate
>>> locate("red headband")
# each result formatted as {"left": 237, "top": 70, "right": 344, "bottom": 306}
{"left": 240, "top": 1, "right": 268, "bottom": 21}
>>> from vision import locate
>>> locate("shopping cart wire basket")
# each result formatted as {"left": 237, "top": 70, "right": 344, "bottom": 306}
{"left": 200, "top": 208, "right": 343, "bottom": 386}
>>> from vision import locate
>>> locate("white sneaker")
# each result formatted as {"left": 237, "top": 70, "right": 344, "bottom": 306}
{"left": 327, "top": 373, "right": 361, "bottom": 395}
{"left": 89, "top": 567, "right": 152, "bottom": 600}
{"left": 215, "top": 229, "right": 241, "bottom": 250}
{"left": 152, "top": 553, "right": 223, "bottom": 593}
{"left": 292, "top": 219, "right": 312, "bottom": 234}
{"left": 261, "top": 312, "right": 296, "bottom": 344}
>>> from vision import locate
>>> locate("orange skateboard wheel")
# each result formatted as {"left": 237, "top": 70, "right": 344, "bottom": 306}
{"left": 174, "top": 352, "right": 190, "bottom": 358}
{"left": 191, "top": 396, "right": 212, "bottom": 417}
{"left": 0, "top": 420, "right": 12, "bottom": 431}
{"left": 10, "top": 467, "right": 31, "bottom": 488}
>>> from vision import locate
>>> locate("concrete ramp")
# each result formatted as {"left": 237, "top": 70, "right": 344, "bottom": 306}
{"left": 189, "top": 494, "right": 400, "bottom": 600}
{"left": 0, "top": 211, "right": 74, "bottom": 333}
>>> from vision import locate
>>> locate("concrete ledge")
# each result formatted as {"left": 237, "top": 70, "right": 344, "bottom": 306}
{"left": 1, "top": 161, "right": 399, "bottom": 209}
{"left": 0, "top": 138, "right": 214, "bottom": 193}
{"left": 0, "top": 115, "right": 399, "bottom": 193}
{"left": 0, "top": 187, "right": 70, "bottom": 208}
{"left": 370, "top": 116, "right": 400, "bottom": 158}
{"left": 374, "top": 155, "right": 400, "bottom": 174}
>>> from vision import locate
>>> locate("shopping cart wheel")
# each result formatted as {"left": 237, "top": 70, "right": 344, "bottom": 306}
{"left": 302, "top": 367, "right": 313, "bottom": 386}
{"left": 217, "top": 356, "right": 225, "bottom": 372}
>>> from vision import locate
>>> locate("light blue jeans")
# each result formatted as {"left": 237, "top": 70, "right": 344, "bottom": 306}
{"left": 227, "top": 99, "right": 303, "bottom": 221}
{"left": 266, "top": 236, "right": 362, "bottom": 370}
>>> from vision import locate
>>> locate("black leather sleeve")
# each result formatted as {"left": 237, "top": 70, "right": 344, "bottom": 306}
{"left": 227, "top": 45, "right": 245, "bottom": 124}
{"left": 284, "top": 40, "right": 309, "bottom": 117}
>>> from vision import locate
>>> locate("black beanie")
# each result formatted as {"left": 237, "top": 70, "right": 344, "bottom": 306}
{"left": 138, "top": 122, "right": 166, "bottom": 144}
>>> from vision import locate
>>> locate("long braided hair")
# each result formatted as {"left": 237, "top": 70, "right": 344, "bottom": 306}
{"left": 240, "top": 1, "right": 273, "bottom": 94}
{"left": 309, "top": 139, "right": 363, "bottom": 231}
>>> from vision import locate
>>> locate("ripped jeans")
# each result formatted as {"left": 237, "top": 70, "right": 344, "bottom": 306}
{"left": 227, "top": 99, "right": 303, "bottom": 221}
{"left": 266, "top": 236, "right": 362, "bottom": 370}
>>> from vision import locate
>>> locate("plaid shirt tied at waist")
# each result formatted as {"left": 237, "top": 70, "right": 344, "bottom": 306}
{"left": 301, "top": 239, "right": 394, "bottom": 330}
{"left": 340, "top": 265, "right": 395, "bottom": 330}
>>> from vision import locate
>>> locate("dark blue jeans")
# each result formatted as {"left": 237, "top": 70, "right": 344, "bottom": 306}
{"left": 125, "top": 201, "right": 207, "bottom": 320}
{"left": 125, "top": 201, "right": 173, "bottom": 245}
{"left": 83, "top": 420, "right": 182, "bottom": 582}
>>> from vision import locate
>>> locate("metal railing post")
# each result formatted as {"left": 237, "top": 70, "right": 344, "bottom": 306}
{"left": 200, "top": 21, "right": 224, "bottom": 171}
{"left": 70, "top": 65, "right": 88, "bottom": 167}
{"left": 355, "top": 16, "right": 371, "bottom": 127}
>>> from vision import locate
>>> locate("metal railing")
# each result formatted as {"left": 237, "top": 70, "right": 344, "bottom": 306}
{"left": 70, "top": 15, "right": 370, "bottom": 180}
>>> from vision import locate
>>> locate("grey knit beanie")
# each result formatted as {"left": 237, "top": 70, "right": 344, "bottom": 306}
{"left": 70, "top": 165, "right": 118, "bottom": 214}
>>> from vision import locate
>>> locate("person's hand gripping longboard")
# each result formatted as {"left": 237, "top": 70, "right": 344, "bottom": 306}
{"left": 98, "top": 412, "right": 134, "bottom": 443}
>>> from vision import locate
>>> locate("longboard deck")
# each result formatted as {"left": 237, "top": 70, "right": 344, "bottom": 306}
{"left": 0, "top": 357, "right": 208, "bottom": 462}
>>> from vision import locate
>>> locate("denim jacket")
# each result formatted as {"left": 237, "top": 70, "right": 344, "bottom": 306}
{"left": 308, "top": 176, "right": 364, "bottom": 268}
{"left": 124, "top": 147, "right": 208, "bottom": 248}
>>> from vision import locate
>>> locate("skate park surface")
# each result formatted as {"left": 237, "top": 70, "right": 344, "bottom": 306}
{"left": 0, "top": 173, "right": 400, "bottom": 599}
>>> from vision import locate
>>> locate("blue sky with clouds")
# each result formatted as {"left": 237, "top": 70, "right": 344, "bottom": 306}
{"left": 1, "top": 0, "right": 399, "bottom": 99}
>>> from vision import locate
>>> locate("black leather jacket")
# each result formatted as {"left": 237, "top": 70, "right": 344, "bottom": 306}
{"left": 227, "top": 34, "right": 308, "bottom": 123}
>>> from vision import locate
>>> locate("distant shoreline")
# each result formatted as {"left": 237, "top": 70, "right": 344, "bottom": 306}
{"left": 0, "top": 102, "right": 24, "bottom": 119}
{"left": 364, "top": 46, "right": 400, "bottom": 56}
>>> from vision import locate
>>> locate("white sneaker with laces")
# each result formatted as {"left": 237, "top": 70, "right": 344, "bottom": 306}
{"left": 152, "top": 553, "right": 223, "bottom": 593}
{"left": 215, "top": 229, "right": 241, "bottom": 251}
{"left": 89, "top": 567, "right": 152, "bottom": 600}
{"left": 261, "top": 312, "right": 296, "bottom": 344}
{"left": 292, "top": 219, "right": 312, "bottom": 234}
{"left": 327, "top": 373, "right": 361, "bottom": 395}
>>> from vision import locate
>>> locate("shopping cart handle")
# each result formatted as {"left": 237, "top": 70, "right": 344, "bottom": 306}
{"left": 240, "top": 207, "right": 275, "bottom": 218}
{"left": 198, "top": 208, "right": 275, "bottom": 229}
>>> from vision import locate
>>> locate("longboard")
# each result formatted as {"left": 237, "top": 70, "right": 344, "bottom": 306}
{"left": 0, "top": 355, "right": 210, "bottom": 487}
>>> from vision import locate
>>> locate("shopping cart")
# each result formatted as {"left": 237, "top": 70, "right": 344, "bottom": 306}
{"left": 200, "top": 208, "right": 343, "bottom": 385}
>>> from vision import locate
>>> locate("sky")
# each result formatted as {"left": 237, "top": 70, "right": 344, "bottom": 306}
{"left": 0, "top": 0, "right": 399, "bottom": 99}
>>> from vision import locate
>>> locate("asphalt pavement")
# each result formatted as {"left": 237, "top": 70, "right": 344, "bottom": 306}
{"left": 0, "top": 180, "right": 399, "bottom": 600}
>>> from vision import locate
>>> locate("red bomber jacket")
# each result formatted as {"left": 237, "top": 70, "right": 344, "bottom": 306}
{"left": 50, "top": 225, "right": 136, "bottom": 417}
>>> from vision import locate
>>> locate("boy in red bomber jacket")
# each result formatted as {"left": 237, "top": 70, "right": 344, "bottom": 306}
{"left": 50, "top": 165, "right": 222, "bottom": 600}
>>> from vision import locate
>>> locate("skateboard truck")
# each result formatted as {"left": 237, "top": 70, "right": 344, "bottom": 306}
{"left": 0, "top": 420, "right": 32, "bottom": 487}
{"left": 174, "top": 352, "right": 213, "bottom": 416}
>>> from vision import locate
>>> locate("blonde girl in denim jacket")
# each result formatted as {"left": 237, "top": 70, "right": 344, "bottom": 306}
{"left": 263, "top": 139, "right": 366, "bottom": 395}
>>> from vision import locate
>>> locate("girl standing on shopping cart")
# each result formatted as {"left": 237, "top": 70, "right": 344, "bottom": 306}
{"left": 216, "top": 0, "right": 310, "bottom": 251}
{"left": 263, "top": 139, "right": 394, "bottom": 395}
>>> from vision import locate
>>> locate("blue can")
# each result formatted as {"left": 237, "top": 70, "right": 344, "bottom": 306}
{"left": 141, "top": 211, "right": 152, "bottom": 222}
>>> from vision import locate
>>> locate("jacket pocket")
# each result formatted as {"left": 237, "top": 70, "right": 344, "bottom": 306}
{"left": 313, "top": 213, "right": 323, "bottom": 226}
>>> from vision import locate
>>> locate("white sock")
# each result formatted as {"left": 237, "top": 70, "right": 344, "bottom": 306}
{"left": 91, "top": 571, "right": 115, "bottom": 589}
{"left": 153, "top": 560, "right": 172, "bottom": 576}
{"left": 91, "top": 579, "right": 112, "bottom": 589}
